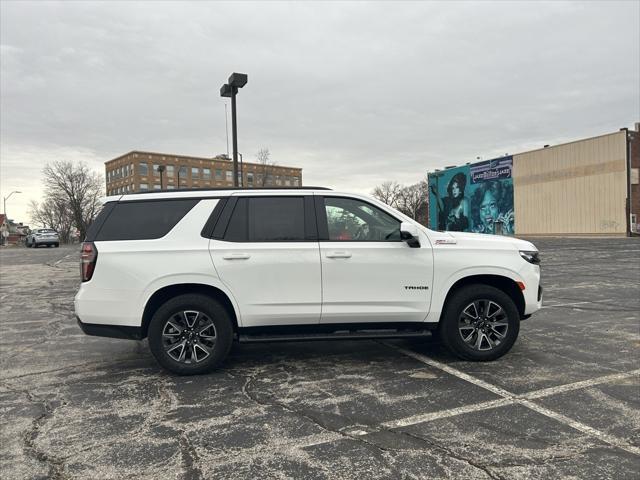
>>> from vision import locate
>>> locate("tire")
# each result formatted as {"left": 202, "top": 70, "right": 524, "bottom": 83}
{"left": 438, "top": 284, "right": 520, "bottom": 361}
{"left": 54, "top": 243, "right": 59, "bottom": 248}
{"left": 148, "top": 294, "right": 234, "bottom": 375}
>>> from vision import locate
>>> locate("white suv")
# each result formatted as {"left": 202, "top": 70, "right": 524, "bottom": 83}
{"left": 75, "top": 188, "right": 542, "bottom": 375}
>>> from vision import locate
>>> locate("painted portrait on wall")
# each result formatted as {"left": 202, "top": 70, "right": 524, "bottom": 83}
{"left": 428, "top": 156, "right": 515, "bottom": 235}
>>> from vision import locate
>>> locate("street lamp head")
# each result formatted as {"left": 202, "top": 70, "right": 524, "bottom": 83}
{"left": 228, "top": 72, "right": 248, "bottom": 88}
{"left": 220, "top": 83, "right": 233, "bottom": 98}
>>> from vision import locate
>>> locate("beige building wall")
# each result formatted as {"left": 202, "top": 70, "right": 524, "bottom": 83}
{"left": 513, "top": 131, "right": 627, "bottom": 235}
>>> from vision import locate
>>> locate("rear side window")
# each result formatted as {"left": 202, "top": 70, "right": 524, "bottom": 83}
{"left": 223, "top": 197, "right": 306, "bottom": 242}
{"left": 95, "top": 199, "right": 199, "bottom": 241}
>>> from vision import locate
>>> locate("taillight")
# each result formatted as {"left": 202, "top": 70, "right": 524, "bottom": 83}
{"left": 80, "top": 242, "right": 98, "bottom": 282}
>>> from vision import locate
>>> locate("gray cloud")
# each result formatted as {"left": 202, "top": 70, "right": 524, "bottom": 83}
{"left": 1, "top": 0, "right": 638, "bottom": 224}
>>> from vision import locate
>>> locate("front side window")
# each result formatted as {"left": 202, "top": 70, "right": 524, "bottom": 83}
{"left": 324, "top": 197, "right": 401, "bottom": 241}
{"left": 224, "top": 197, "right": 306, "bottom": 242}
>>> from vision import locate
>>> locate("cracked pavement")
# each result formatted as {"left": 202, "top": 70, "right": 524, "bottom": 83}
{"left": 1, "top": 238, "right": 639, "bottom": 479}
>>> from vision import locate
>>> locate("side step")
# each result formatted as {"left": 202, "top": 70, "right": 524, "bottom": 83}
{"left": 238, "top": 329, "right": 432, "bottom": 343}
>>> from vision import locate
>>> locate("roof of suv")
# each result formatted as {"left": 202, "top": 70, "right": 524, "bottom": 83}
{"left": 106, "top": 187, "right": 333, "bottom": 202}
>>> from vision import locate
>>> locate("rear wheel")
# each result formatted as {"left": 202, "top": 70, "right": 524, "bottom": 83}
{"left": 54, "top": 243, "right": 59, "bottom": 248}
{"left": 148, "top": 294, "right": 234, "bottom": 375}
{"left": 438, "top": 284, "right": 520, "bottom": 361}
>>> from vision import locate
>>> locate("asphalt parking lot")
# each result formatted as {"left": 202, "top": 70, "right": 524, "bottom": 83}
{"left": 1, "top": 238, "right": 639, "bottom": 479}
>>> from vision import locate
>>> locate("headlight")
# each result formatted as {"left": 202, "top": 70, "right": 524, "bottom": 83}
{"left": 519, "top": 250, "right": 540, "bottom": 265}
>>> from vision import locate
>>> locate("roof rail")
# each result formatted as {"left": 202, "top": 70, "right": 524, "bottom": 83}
{"left": 125, "top": 186, "right": 332, "bottom": 195}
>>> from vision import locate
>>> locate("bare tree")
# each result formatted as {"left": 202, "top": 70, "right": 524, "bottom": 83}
{"left": 397, "top": 180, "right": 429, "bottom": 225}
{"left": 255, "top": 148, "right": 276, "bottom": 187}
{"left": 41, "top": 160, "right": 103, "bottom": 240}
{"left": 371, "top": 181, "right": 401, "bottom": 208}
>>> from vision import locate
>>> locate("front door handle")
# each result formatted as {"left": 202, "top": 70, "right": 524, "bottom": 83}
{"left": 326, "top": 251, "right": 352, "bottom": 259}
{"left": 222, "top": 253, "right": 251, "bottom": 260}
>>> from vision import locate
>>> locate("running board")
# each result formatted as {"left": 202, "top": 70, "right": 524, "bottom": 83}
{"left": 238, "top": 329, "right": 432, "bottom": 343}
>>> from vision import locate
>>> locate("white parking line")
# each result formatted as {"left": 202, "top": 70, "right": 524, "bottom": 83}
{"left": 543, "top": 301, "right": 592, "bottom": 308}
{"left": 523, "top": 369, "right": 640, "bottom": 399}
{"left": 384, "top": 343, "right": 640, "bottom": 457}
{"left": 382, "top": 398, "right": 514, "bottom": 429}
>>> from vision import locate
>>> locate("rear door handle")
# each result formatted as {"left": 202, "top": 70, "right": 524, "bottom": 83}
{"left": 222, "top": 253, "right": 251, "bottom": 260}
{"left": 326, "top": 251, "right": 352, "bottom": 259}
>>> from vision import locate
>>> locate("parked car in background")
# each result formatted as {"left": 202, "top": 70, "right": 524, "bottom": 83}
{"left": 26, "top": 228, "right": 60, "bottom": 248}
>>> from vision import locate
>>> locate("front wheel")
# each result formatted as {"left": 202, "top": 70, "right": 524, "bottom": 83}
{"left": 148, "top": 294, "right": 234, "bottom": 375}
{"left": 438, "top": 284, "right": 520, "bottom": 361}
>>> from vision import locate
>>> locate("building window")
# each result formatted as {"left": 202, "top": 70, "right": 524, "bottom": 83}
{"left": 203, "top": 168, "right": 211, "bottom": 180}
{"left": 153, "top": 164, "right": 160, "bottom": 176}
{"left": 154, "top": 184, "right": 161, "bottom": 190}
{"left": 130, "top": 163, "right": 134, "bottom": 176}
{"left": 293, "top": 177, "right": 300, "bottom": 186}
{"left": 215, "top": 169, "right": 223, "bottom": 180}
{"left": 167, "top": 185, "right": 175, "bottom": 190}
{"left": 226, "top": 170, "right": 233, "bottom": 182}
{"left": 192, "top": 167, "right": 200, "bottom": 179}
{"left": 179, "top": 166, "right": 187, "bottom": 183}
{"left": 139, "top": 163, "right": 149, "bottom": 176}
{"left": 140, "top": 183, "right": 149, "bottom": 191}
{"left": 247, "top": 172, "right": 254, "bottom": 186}
{"left": 166, "top": 165, "right": 175, "bottom": 177}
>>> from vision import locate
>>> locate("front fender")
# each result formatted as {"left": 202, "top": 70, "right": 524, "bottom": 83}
{"left": 424, "top": 265, "right": 524, "bottom": 323}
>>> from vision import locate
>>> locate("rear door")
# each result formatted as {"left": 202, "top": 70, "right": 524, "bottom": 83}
{"left": 316, "top": 195, "right": 433, "bottom": 324}
{"left": 209, "top": 195, "right": 322, "bottom": 327}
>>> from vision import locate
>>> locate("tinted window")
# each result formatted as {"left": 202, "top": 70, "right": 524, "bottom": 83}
{"left": 224, "top": 198, "right": 248, "bottom": 242}
{"left": 324, "top": 197, "right": 401, "bottom": 241}
{"left": 95, "top": 199, "right": 199, "bottom": 241}
{"left": 223, "top": 197, "right": 305, "bottom": 242}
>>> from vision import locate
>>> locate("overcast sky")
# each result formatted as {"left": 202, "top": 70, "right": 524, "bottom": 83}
{"left": 1, "top": 0, "right": 639, "bottom": 224}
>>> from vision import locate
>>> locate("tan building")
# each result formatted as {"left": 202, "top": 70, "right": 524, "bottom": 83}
{"left": 429, "top": 123, "right": 639, "bottom": 236}
{"left": 513, "top": 127, "right": 638, "bottom": 236}
{"left": 105, "top": 151, "right": 303, "bottom": 195}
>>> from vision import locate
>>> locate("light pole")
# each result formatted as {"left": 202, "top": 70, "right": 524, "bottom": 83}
{"left": 239, "top": 153, "right": 244, "bottom": 187}
{"left": 220, "top": 72, "right": 248, "bottom": 187}
{"left": 157, "top": 165, "right": 166, "bottom": 190}
{"left": 3, "top": 190, "right": 21, "bottom": 216}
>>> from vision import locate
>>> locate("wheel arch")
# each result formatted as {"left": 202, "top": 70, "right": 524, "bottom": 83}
{"left": 141, "top": 283, "right": 239, "bottom": 339}
{"left": 442, "top": 274, "right": 526, "bottom": 319}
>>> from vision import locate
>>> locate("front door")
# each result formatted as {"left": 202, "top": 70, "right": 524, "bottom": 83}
{"left": 210, "top": 195, "right": 321, "bottom": 328}
{"left": 317, "top": 195, "right": 432, "bottom": 324}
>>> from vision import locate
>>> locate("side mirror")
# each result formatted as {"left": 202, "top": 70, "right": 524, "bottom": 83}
{"left": 400, "top": 222, "right": 420, "bottom": 248}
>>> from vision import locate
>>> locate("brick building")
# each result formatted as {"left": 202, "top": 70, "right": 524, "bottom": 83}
{"left": 105, "top": 151, "right": 303, "bottom": 195}
{"left": 629, "top": 124, "right": 640, "bottom": 233}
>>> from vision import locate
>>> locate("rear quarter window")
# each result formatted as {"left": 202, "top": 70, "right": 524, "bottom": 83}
{"left": 94, "top": 199, "right": 199, "bottom": 241}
